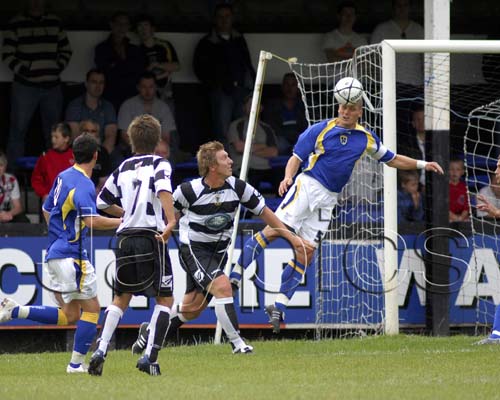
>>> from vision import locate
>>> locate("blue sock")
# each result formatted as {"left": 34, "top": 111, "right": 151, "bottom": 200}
{"left": 24, "top": 306, "right": 60, "bottom": 324}
{"left": 73, "top": 312, "right": 99, "bottom": 355}
{"left": 491, "top": 305, "right": 500, "bottom": 338}
{"left": 230, "top": 231, "right": 269, "bottom": 281}
{"left": 278, "top": 259, "right": 307, "bottom": 303}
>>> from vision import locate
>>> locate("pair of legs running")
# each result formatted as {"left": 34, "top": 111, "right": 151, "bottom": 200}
{"left": 0, "top": 258, "right": 100, "bottom": 373}
{"left": 133, "top": 242, "right": 252, "bottom": 354}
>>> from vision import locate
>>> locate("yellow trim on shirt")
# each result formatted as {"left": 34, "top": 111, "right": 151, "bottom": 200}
{"left": 303, "top": 119, "right": 338, "bottom": 172}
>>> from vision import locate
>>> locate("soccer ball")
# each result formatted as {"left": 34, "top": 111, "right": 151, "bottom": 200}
{"left": 333, "top": 77, "right": 364, "bottom": 105}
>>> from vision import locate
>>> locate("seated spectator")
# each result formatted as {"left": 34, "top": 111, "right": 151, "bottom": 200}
{"left": 136, "top": 15, "right": 180, "bottom": 109}
{"left": 78, "top": 120, "right": 112, "bottom": 193}
{"left": 193, "top": 3, "right": 255, "bottom": 144}
{"left": 0, "top": 152, "right": 29, "bottom": 223}
{"left": 397, "top": 103, "right": 425, "bottom": 185}
{"left": 262, "top": 73, "right": 308, "bottom": 155}
{"left": 117, "top": 72, "right": 177, "bottom": 159}
{"left": 94, "top": 11, "right": 145, "bottom": 111}
{"left": 31, "top": 122, "right": 74, "bottom": 202}
{"left": 154, "top": 139, "right": 169, "bottom": 160}
{"left": 476, "top": 172, "right": 500, "bottom": 218}
{"left": 322, "top": 1, "right": 367, "bottom": 62}
{"left": 397, "top": 170, "right": 424, "bottom": 223}
{"left": 109, "top": 131, "right": 132, "bottom": 171}
{"left": 65, "top": 68, "right": 117, "bottom": 154}
{"left": 449, "top": 158, "right": 469, "bottom": 222}
{"left": 227, "top": 94, "right": 279, "bottom": 193}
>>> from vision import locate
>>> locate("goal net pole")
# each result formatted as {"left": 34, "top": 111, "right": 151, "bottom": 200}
{"left": 214, "top": 50, "right": 273, "bottom": 344}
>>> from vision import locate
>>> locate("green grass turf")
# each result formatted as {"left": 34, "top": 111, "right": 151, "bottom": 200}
{"left": 0, "top": 335, "right": 499, "bottom": 400}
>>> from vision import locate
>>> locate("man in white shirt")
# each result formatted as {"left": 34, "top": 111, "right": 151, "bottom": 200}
{"left": 322, "top": 1, "right": 367, "bottom": 62}
{"left": 370, "top": 0, "right": 424, "bottom": 86}
{"left": 118, "top": 72, "right": 176, "bottom": 157}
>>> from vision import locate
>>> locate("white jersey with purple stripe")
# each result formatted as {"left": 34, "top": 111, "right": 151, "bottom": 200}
{"left": 293, "top": 118, "right": 395, "bottom": 193}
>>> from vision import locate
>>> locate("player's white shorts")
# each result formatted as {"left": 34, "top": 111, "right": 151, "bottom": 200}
{"left": 44, "top": 258, "right": 97, "bottom": 304}
{"left": 275, "top": 173, "right": 338, "bottom": 245}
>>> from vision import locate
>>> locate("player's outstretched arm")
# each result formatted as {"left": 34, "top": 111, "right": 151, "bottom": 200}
{"left": 260, "top": 207, "right": 315, "bottom": 253}
{"left": 279, "top": 155, "right": 302, "bottom": 196}
{"left": 477, "top": 194, "right": 500, "bottom": 218}
{"left": 83, "top": 215, "right": 121, "bottom": 230}
{"left": 386, "top": 154, "right": 444, "bottom": 175}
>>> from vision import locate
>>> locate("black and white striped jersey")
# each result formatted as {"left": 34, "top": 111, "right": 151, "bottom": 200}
{"left": 97, "top": 155, "right": 173, "bottom": 233}
{"left": 173, "top": 176, "right": 265, "bottom": 244}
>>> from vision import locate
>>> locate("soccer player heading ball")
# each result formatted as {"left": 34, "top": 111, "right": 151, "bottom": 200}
{"left": 230, "top": 79, "right": 444, "bottom": 333}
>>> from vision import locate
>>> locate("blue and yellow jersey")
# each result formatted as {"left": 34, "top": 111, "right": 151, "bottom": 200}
{"left": 42, "top": 166, "right": 99, "bottom": 261}
{"left": 293, "top": 118, "right": 396, "bottom": 192}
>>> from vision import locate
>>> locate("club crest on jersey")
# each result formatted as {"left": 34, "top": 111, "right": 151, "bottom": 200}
{"left": 205, "top": 213, "right": 232, "bottom": 231}
{"left": 340, "top": 135, "right": 348, "bottom": 145}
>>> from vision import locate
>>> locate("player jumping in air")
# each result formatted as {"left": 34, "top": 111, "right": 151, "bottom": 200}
{"left": 229, "top": 97, "right": 444, "bottom": 333}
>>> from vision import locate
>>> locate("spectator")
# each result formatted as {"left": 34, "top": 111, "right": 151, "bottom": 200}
{"left": 136, "top": 15, "right": 180, "bottom": 110}
{"left": 262, "top": 73, "right": 308, "bottom": 155}
{"left": 398, "top": 103, "right": 425, "bottom": 185}
{"left": 154, "top": 139, "right": 170, "bottom": 160}
{"left": 370, "top": 0, "right": 424, "bottom": 88}
{"left": 31, "top": 122, "right": 74, "bottom": 202}
{"left": 117, "top": 72, "right": 176, "bottom": 160}
{"left": 94, "top": 11, "right": 145, "bottom": 111}
{"left": 227, "top": 94, "right": 279, "bottom": 193}
{"left": 322, "top": 1, "right": 368, "bottom": 62}
{"left": 476, "top": 172, "right": 500, "bottom": 218}
{"left": 2, "top": 0, "right": 72, "bottom": 166}
{"left": 449, "top": 158, "right": 469, "bottom": 222}
{"left": 0, "top": 152, "right": 29, "bottom": 223}
{"left": 65, "top": 68, "right": 118, "bottom": 154}
{"left": 397, "top": 170, "right": 424, "bottom": 223}
{"left": 193, "top": 3, "right": 255, "bottom": 144}
{"left": 78, "top": 120, "right": 112, "bottom": 193}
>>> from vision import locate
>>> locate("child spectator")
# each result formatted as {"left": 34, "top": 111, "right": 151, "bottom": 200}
{"left": 397, "top": 170, "right": 424, "bottom": 223}
{"left": 0, "top": 152, "right": 28, "bottom": 223}
{"left": 449, "top": 158, "right": 469, "bottom": 222}
{"left": 31, "top": 122, "right": 74, "bottom": 202}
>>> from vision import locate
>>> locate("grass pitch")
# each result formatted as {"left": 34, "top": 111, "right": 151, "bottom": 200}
{"left": 0, "top": 335, "right": 499, "bottom": 400}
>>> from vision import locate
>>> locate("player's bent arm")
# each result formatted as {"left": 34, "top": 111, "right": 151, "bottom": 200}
{"left": 279, "top": 155, "right": 302, "bottom": 196}
{"left": 386, "top": 154, "right": 444, "bottom": 174}
{"left": 83, "top": 215, "right": 121, "bottom": 230}
{"left": 157, "top": 190, "right": 176, "bottom": 241}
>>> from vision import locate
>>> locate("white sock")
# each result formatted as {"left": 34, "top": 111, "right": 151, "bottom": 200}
{"left": 214, "top": 297, "right": 242, "bottom": 346}
{"left": 70, "top": 351, "right": 85, "bottom": 366}
{"left": 98, "top": 305, "right": 123, "bottom": 353}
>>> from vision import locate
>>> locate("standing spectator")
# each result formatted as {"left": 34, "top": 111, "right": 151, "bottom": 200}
{"left": 136, "top": 15, "right": 180, "bottom": 110}
{"left": 31, "top": 123, "right": 74, "bottom": 203}
{"left": 193, "top": 3, "right": 255, "bottom": 143}
{"left": 322, "top": 1, "right": 368, "bottom": 62}
{"left": 2, "top": 0, "right": 72, "bottom": 166}
{"left": 449, "top": 158, "right": 469, "bottom": 222}
{"left": 0, "top": 152, "right": 28, "bottom": 223}
{"left": 78, "top": 120, "right": 111, "bottom": 193}
{"left": 117, "top": 72, "right": 176, "bottom": 160}
{"left": 370, "top": 0, "right": 424, "bottom": 88}
{"left": 262, "top": 73, "right": 308, "bottom": 155}
{"left": 65, "top": 69, "right": 117, "bottom": 154}
{"left": 397, "top": 170, "right": 425, "bottom": 223}
{"left": 227, "top": 94, "right": 279, "bottom": 193}
{"left": 94, "top": 12, "right": 145, "bottom": 111}
{"left": 476, "top": 172, "right": 500, "bottom": 218}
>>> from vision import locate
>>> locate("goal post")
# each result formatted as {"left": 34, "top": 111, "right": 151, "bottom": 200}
{"left": 215, "top": 40, "right": 500, "bottom": 342}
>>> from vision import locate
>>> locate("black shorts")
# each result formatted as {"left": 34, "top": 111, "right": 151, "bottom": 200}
{"left": 179, "top": 241, "right": 228, "bottom": 295}
{"left": 113, "top": 229, "right": 173, "bottom": 298}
